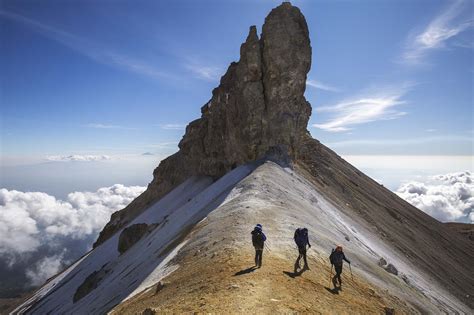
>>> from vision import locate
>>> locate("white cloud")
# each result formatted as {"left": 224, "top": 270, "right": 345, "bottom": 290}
{"left": 0, "top": 10, "right": 169, "bottom": 80}
{"left": 159, "top": 123, "right": 186, "bottom": 130}
{"left": 312, "top": 85, "right": 409, "bottom": 132}
{"left": 396, "top": 171, "right": 473, "bottom": 223}
{"left": 306, "top": 79, "right": 340, "bottom": 92}
{"left": 46, "top": 155, "right": 111, "bottom": 162}
{"left": 402, "top": 0, "right": 473, "bottom": 64}
{"left": 0, "top": 184, "right": 146, "bottom": 287}
{"left": 145, "top": 142, "right": 179, "bottom": 149}
{"left": 0, "top": 184, "right": 145, "bottom": 257}
{"left": 25, "top": 252, "right": 67, "bottom": 286}
{"left": 186, "top": 63, "right": 223, "bottom": 81}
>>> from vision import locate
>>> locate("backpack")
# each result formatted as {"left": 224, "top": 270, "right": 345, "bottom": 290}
{"left": 252, "top": 229, "right": 265, "bottom": 248}
{"left": 294, "top": 228, "right": 306, "bottom": 247}
{"left": 329, "top": 248, "right": 335, "bottom": 264}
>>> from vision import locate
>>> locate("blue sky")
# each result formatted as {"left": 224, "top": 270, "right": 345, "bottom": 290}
{"left": 1, "top": 0, "right": 473, "bottom": 194}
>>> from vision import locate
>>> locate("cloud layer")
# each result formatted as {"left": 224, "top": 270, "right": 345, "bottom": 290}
{"left": 396, "top": 171, "right": 473, "bottom": 223}
{"left": 46, "top": 155, "right": 111, "bottom": 162}
{"left": 0, "top": 184, "right": 145, "bottom": 287}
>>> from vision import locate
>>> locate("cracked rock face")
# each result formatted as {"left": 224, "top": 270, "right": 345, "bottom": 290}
{"left": 95, "top": 2, "right": 312, "bottom": 247}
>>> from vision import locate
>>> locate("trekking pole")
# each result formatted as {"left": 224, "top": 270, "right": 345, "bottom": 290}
{"left": 264, "top": 243, "right": 271, "bottom": 252}
{"left": 349, "top": 263, "right": 354, "bottom": 281}
{"left": 329, "top": 265, "right": 333, "bottom": 287}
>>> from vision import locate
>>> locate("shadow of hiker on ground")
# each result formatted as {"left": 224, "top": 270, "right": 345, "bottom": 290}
{"left": 234, "top": 266, "right": 257, "bottom": 276}
{"left": 283, "top": 270, "right": 305, "bottom": 278}
{"left": 324, "top": 287, "right": 339, "bottom": 295}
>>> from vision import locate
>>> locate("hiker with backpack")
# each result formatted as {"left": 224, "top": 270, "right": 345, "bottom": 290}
{"left": 251, "top": 224, "right": 267, "bottom": 268}
{"left": 329, "top": 245, "right": 351, "bottom": 289}
{"left": 294, "top": 227, "right": 311, "bottom": 271}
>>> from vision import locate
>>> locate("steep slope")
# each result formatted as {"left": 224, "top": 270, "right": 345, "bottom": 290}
{"left": 445, "top": 222, "right": 474, "bottom": 241}
{"left": 111, "top": 162, "right": 472, "bottom": 314}
{"left": 14, "top": 162, "right": 472, "bottom": 314}
{"left": 12, "top": 165, "right": 256, "bottom": 314}
{"left": 295, "top": 140, "right": 474, "bottom": 311}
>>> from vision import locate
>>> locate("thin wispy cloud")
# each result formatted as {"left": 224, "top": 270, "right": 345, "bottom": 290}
{"left": 306, "top": 79, "right": 340, "bottom": 92}
{"left": 159, "top": 123, "right": 186, "bottom": 130}
{"left": 84, "top": 123, "right": 136, "bottom": 130}
{"left": 0, "top": 10, "right": 169, "bottom": 80}
{"left": 46, "top": 154, "right": 111, "bottom": 162}
{"left": 145, "top": 142, "right": 179, "bottom": 149}
{"left": 401, "top": 0, "right": 473, "bottom": 64}
{"left": 312, "top": 85, "right": 410, "bottom": 132}
{"left": 186, "top": 63, "right": 223, "bottom": 81}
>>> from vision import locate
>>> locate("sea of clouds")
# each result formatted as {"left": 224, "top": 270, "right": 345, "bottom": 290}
{"left": 0, "top": 170, "right": 472, "bottom": 295}
{"left": 0, "top": 184, "right": 145, "bottom": 294}
{"left": 396, "top": 171, "right": 473, "bottom": 223}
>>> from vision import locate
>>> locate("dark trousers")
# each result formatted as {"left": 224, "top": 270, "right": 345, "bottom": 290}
{"left": 333, "top": 264, "right": 343, "bottom": 286}
{"left": 296, "top": 246, "right": 308, "bottom": 269}
{"left": 255, "top": 249, "right": 263, "bottom": 267}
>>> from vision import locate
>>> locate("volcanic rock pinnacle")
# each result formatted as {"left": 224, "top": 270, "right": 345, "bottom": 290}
{"left": 95, "top": 2, "right": 312, "bottom": 247}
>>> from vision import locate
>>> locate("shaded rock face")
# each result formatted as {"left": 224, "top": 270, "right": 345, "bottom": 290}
{"left": 73, "top": 267, "right": 109, "bottom": 303}
{"left": 94, "top": 2, "right": 312, "bottom": 247}
{"left": 118, "top": 223, "right": 152, "bottom": 254}
{"left": 445, "top": 222, "right": 474, "bottom": 241}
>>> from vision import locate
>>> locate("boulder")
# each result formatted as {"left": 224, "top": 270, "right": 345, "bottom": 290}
{"left": 73, "top": 268, "right": 108, "bottom": 303}
{"left": 117, "top": 223, "right": 151, "bottom": 254}
{"left": 385, "top": 263, "right": 398, "bottom": 276}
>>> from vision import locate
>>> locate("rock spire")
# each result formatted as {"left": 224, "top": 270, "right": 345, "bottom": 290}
{"left": 95, "top": 2, "right": 312, "bottom": 247}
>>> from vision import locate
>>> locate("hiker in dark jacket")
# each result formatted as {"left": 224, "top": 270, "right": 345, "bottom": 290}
{"left": 294, "top": 227, "right": 311, "bottom": 271}
{"left": 251, "top": 224, "right": 266, "bottom": 268}
{"left": 329, "top": 245, "right": 351, "bottom": 289}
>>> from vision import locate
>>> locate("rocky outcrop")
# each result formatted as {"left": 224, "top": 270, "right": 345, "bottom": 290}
{"left": 94, "top": 2, "right": 312, "bottom": 247}
{"left": 117, "top": 223, "right": 154, "bottom": 254}
{"left": 73, "top": 267, "right": 109, "bottom": 303}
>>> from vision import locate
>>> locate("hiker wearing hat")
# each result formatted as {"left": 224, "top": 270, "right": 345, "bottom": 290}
{"left": 294, "top": 227, "right": 311, "bottom": 271}
{"left": 329, "top": 245, "right": 351, "bottom": 289}
{"left": 251, "top": 224, "right": 267, "bottom": 268}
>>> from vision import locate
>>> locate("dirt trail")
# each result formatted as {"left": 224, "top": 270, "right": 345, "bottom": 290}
{"left": 112, "top": 246, "right": 417, "bottom": 314}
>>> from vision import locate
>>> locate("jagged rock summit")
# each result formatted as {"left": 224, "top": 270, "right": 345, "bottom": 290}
{"left": 95, "top": 2, "right": 312, "bottom": 247}
{"left": 14, "top": 2, "right": 473, "bottom": 314}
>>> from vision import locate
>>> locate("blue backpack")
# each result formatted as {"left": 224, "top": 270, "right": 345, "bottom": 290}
{"left": 294, "top": 228, "right": 307, "bottom": 247}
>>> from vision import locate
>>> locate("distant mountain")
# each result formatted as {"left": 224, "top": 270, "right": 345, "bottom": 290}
{"left": 13, "top": 2, "right": 473, "bottom": 314}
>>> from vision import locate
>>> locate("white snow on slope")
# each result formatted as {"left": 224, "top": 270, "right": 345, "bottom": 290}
{"left": 13, "top": 164, "right": 256, "bottom": 314}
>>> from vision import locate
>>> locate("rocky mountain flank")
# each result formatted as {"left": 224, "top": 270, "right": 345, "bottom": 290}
{"left": 85, "top": 1, "right": 474, "bottom": 311}
{"left": 94, "top": 2, "right": 312, "bottom": 247}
